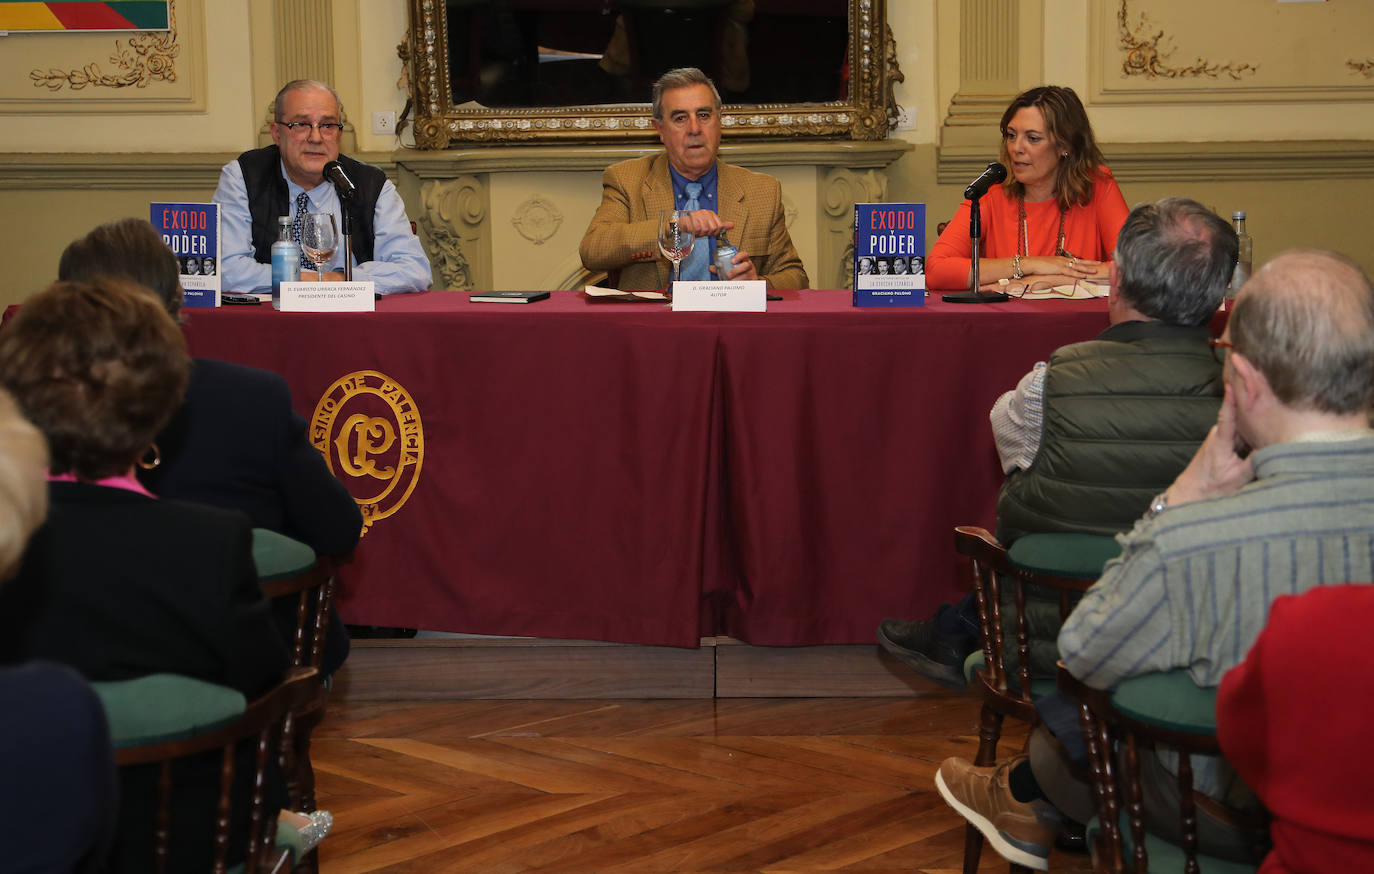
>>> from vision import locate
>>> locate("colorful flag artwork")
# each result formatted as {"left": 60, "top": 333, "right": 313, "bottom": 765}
{"left": 0, "top": 2, "right": 169, "bottom": 32}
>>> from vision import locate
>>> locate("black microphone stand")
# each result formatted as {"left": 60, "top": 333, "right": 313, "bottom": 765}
{"left": 337, "top": 190, "right": 354, "bottom": 281}
{"left": 942, "top": 196, "right": 1009, "bottom": 304}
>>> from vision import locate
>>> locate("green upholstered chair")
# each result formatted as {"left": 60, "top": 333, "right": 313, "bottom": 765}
{"left": 953, "top": 526, "right": 1117, "bottom": 874}
{"left": 93, "top": 668, "right": 319, "bottom": 874}
{"left": 1057, "top": 666, "right": 1268, "bottom": 873}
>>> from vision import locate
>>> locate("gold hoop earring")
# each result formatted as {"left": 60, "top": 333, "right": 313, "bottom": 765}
{"left": 137, "top": 443, "right": 161, "bottom": 470}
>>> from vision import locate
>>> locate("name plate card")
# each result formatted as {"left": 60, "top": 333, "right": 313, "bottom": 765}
{"left": 671, "top": 280, "right": 766, "bottom": 312}
{"left": 280, "top": 281, "right": 376, "bottom": 312}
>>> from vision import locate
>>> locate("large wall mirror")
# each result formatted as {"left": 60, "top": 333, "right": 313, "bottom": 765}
{"left": 406, "top": 0, "right": 899, "bottom": 147}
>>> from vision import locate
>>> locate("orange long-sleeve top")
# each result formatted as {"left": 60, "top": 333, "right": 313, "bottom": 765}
{"left": 925, "top": 167, "right": 1129, "bottom": 291}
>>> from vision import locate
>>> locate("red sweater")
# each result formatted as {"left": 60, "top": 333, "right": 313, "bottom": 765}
{"left": 1216, "top": 585, "right": 1374, "bottom": 873}
{"left": 925, "top": 167, "right": 1129, "bottom": 291}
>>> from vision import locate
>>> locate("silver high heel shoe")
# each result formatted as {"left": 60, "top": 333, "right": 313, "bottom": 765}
{"left": 295, "top": 809, "right": 334, "bottom": 854}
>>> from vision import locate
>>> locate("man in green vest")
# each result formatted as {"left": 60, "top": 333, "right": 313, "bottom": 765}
{"left": 880, "top": 197, "right": 1237, "bottom": 687}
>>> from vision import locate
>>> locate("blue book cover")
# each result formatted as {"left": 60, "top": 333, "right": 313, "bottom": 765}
{"left": 150, "top": 202, "right": 220, "bottom": 307}
{"left": 853, "top": 203, "right": 925, "bottom": 307}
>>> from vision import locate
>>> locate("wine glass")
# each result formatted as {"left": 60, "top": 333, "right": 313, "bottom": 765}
{"left": 657, "top": 209, "right": 696, "bottom": 285}
{"left": 301, "top": 212, "right": 338, "bottom": 280}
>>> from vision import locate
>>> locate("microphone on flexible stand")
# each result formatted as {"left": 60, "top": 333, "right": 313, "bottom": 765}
{"left": 322, "top": 160, "right": 355, "bottom": 280}
{"left": 943, "top": 162, "right": 1011, "bottom": 304}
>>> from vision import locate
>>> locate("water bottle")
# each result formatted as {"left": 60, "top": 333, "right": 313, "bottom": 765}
{"left": 713, "top": 232, "right": 739, "bottom": 281}
{"left": 270, "top": 216, "right": 299, "bottom": 310}
{"left": 1228, "top": 211, "right": 1252, "bottom": 299}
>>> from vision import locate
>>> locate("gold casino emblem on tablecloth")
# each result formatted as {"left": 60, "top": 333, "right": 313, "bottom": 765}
{"left": 311, "top": 371, "right": 424, "bottom": 535}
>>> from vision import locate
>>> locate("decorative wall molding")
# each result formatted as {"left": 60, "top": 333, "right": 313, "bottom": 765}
{"left": 29, "top": 0, "right": 180, "bottom": 92}
{"left": 394, "top": 140, "right": 913, "bottom": 178}
{"left": 0, "top": 152, "right": 397, "bottom": 190}
{"left": 273, "top": 0, "right": 334, "bottom": 87}
{"left": 419, "top": 176, "right": 485, "bottom": 291}
{"left": 938, "top": 140, "right": 1374, "bottom": 186}
{"left": 821, "top": 168, "right": 887, "bottom": 291}
{"left": 1, "top": 0, "right": 203, "bottom": 111}
{"left": 1090, "top": 0, "right": 1374, "bottom": 102}
{"left": 1116, "top": 0, "right": 1256, "bottom": 82}
{"left": 510, "top": 196, "right": 563, "bottom": 246}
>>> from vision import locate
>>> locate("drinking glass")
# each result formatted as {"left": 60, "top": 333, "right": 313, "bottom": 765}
{"left": 301, "top": 212, "right": 339, "bottom": 279}
{"left": 657, "top": 210, "right": 696, "bottom": 284}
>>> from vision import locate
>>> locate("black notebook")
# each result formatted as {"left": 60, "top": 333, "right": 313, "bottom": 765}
{"left": 469, "top": 291, "right": 551, "bottom": 304}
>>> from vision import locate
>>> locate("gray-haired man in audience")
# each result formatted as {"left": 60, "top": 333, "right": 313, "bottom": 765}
{"left": 935, "top": 248, "right": 1374, "bottom": 870}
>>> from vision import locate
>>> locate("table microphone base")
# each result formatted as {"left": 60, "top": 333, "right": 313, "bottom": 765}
{"left": 942, "top": 290, "right": 1010, "bottom": 303}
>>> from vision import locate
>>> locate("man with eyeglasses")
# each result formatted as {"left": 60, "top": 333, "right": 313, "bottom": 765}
{"left": 881, "top": 198, "right": 1235, "bottom": 691}
{"left": 937, "top": 249, "right": 1374, "bottom": 870}
{"left": 213, "top": 79, "right": 431, "bottom": 295}
{"left": 579, "top": 67, "right": 807, "bottom": 290}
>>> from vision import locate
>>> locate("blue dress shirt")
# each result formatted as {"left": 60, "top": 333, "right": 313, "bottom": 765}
{"left": 213, "top": 160, "right": 432, "bottom": 295}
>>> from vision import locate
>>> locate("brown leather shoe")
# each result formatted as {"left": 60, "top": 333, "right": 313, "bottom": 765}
{"left": 935, "top": 755, "right": 1059, "bottom": 871}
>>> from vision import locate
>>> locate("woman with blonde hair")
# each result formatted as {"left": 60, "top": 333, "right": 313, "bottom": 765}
{"left": 926, "top": 85, "right": 1129, "bottom": 291}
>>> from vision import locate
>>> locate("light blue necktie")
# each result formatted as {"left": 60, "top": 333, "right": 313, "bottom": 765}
{"left": 290, "top": 191, "right": 312, "bottom": 266}
{"left": 679, "top": 182, "right": 709, "bottom": 281}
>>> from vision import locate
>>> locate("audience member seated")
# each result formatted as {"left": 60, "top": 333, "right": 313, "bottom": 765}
{"left": 213, "top": 78, "right": 432, "bottom": 295}
{"left": 58, "top": 217, "right": 362, "bottom": 675}
{"left": 0, "top": 279, "right": 331, "bottom": 871}
{"left": 926, "top": 85, "right": 1129, "bottom": 292}
{"left": 934, "top": 249, "right": 1374, "bottom": 870}
{"left": 1218, "top": 585, "right": 1374, "bottom": 873}
{"left": 0, "top": 387, "right": 118, "bottom": 874}
{"left": 880, "top": 197, "right": 1234, "bottom": 687}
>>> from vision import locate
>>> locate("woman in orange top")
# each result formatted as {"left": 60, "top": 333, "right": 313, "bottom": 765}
{"left": 926, "top": 86, "right": 1129, "bottom": 291}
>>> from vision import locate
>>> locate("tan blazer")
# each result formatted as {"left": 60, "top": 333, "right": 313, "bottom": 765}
{"left": 579, "top": 153, "right": 809, "bottom": 291}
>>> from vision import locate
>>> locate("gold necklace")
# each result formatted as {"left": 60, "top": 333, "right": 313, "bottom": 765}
{"left": 1017, "top": 197, "right": 1071, "bottom": 259}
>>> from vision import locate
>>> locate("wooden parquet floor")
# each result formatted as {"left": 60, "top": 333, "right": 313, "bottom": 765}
{"left": 312, "top": 690, "right": 1095, "bottom": 873}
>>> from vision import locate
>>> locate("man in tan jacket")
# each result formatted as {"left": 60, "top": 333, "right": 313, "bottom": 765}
{"left": 579, "top": 67, "right": 808, "bottom": 291}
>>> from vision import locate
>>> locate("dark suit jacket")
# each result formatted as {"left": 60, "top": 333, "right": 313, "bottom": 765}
{"left": 579, "top": 153, "right": 809, "bottom": 290}
{"left": 0, "top": 482, "right": 289, "bottom": 873}
{"left": 140, "top": 357, "right": 362, "bottom": 557}
{"left": 139, "top": 357, "right": 362, "bottom": 674}
{"left": 0, "top": 482, "right": 286, "bottom": 694}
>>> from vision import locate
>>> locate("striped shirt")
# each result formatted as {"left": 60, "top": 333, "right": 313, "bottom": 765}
{"left": 989, "top": 362, "right": 1047, "bottom": 474}
{"left": 1060, "top": 435, "right": 1374, "bottom": 690}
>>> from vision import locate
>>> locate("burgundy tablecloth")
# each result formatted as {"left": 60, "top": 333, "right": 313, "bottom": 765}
{"left": 182, "top": 289, "right": 1110, "bottom": 646}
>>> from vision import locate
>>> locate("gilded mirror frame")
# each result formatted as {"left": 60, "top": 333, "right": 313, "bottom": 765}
{"left": 404, "top": 0, "right": 899, "bottom": 147}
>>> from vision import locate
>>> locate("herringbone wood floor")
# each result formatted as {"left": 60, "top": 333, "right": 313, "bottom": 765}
{"left": 312, "top": 691, "right": 1095, "bottom": 872}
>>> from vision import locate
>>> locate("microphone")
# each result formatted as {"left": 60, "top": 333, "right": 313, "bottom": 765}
{"left": 322, "top": 160, "right": 356, "bottom": 199}
{"left": 964, "top": 162, "right": 1008, "bottom": 200}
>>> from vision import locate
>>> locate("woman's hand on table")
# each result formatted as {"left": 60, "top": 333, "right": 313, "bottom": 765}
{"left": 1023, "top": 255, "right": 1102, "bottom": 280}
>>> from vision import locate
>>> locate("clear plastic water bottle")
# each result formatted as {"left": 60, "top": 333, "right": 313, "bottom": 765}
{"left": 1228, "top": 211, "right": 1252, "bottom": 299}
{"left": 270, "top": 216, "right": 299, "bottom": 310}
{"left": 714, "top": 232, "right": 739, "bottom": 281}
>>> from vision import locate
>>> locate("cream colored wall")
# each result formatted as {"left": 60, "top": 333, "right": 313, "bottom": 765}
{"left": 1, "top": 0, "right": 1372, "bottom": 305}
{"left": 884, "top": 0, "right": 1374, "bottom": 277}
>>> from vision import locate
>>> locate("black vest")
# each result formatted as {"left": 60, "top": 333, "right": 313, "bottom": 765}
{"left": 236, "top": 145, "right": 386, "bottom": 265}
{"left": 996, "top": 320, "right": 1224, "bottom": 544}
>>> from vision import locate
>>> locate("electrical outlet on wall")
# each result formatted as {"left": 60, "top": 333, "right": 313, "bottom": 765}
{"left": 894, "top": 107, "right": 915, "bottom": 132}
{"left": 372, "top": 111, "right": 396, "bottom": 136}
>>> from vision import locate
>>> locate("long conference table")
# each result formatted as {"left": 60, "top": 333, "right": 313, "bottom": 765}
{"left": 183, "top": 289, "right": 1113, "bottom": 648}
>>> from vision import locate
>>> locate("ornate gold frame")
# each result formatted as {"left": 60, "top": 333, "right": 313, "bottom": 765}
{"left": 405, "top": 0, "right": 900, "bottom": 148}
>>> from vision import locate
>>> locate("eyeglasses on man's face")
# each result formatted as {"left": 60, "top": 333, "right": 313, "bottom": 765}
{"left": 277, "top": 121, "right": 344, "bottom": 138}
{"left": 1209, "top": 337, "right": 1236, "bottom": 364}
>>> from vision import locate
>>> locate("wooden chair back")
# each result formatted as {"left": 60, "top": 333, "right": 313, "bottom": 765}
{"left": 954, "top": 526, "right": 1102, "bottom": 874}
{"left": 957, "top": 526, "right": 1097, "bottom": 740}
{"left": 101, "top": 667, "right": 319, "bottom": 874}
{"left": 1057, "top": 665, "right": 1268, "bottom": 874}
